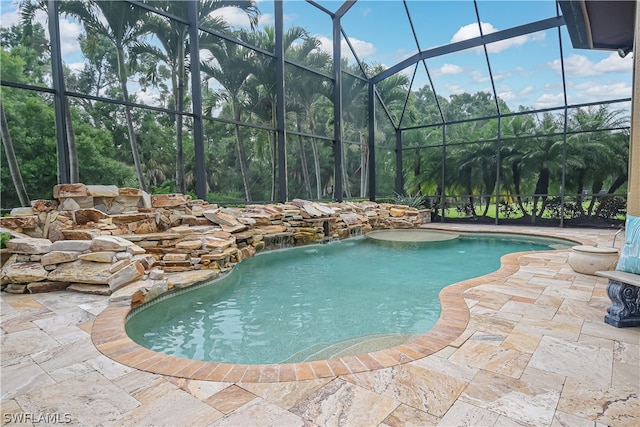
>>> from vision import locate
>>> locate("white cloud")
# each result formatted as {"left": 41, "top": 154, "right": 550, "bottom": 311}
{"left": 432, "top": 63, "right": 463, "bottom": 77}
{"left": 542, "top": 82, "right": 562, "bottom": 92}
{"left": 258, "top": 13, "right": 274, "bottom": 27}
{"left": 514, "top": 65, "right": 535, "bottom": 78}
{"left": 471, "top": 70, "right": 489, "bottom": 83}
{"left": 1, "top": 2, "right": 82, "bottom": 57}
{"left": 317, "top": 35, "right": 376, "bottom": 59}
{"left": 496, "top": 84, "right": 514, "bottom": 102}
{"left": 65, "top": 61, "right": 85, "bottom": 74}
{"left": 444, "top": 83, "right": 464, "bottom": 95}
{"left": 549, "top": 52, "right": 633, "bottom": 77}
{"left": 498, "top": 90, "right": 516, "bottom": 102}
{"left": 534, "top": 92, "right": 564, "bottom": 108}
{"left": 497, "top": 84, "right": 538, "bottom": 105}
{"left": 493, "top": 70, "right": 511, "bottom": 82}
{"left": 450, "top": 22, "right": 540, "bottom": 54}
{"left": 520, "top": 86, "right": 535, "bottom": 96}
{"left": 451, "top": 22, "right": 482, "bottom": 43}
{"left": 209, "top": 7, "right": 256, "bottom": 28}
{"left": 0, "top": 5, "right": 21, "bottom": 28}
{"left": 572, "top": 81, "right": 632, "bottom": 99}
{"left": 59, "top": 19, "right": 82, "bottom": 57}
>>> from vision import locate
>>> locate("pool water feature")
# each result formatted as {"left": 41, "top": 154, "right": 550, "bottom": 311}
{"left": 126, "top": 234, "right": 571, "bottom": 364}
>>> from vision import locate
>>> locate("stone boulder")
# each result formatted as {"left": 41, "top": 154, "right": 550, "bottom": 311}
{"left": 53, "top": 183, "right": 89, "bottom": 198}
{"left": 0, "top": 216, "right": 38, "bottom": 230}
{"left": 67, "top": 284, "right": 111, "bottom": 295}
{"left": 151, "top": 193, "right": 190, "bottom": 208}
{"left": 2, "top": 262, "right": 48, "bottom": 283}
{"left": 74, "top": 208, "right": 110, "bottom": 225}
{"left": 87, "top": 185, "right": 119, "bottom": 198}
{"left": 203, "top": 208, "right": 240, "bottom": 227}
{"left": 108, "top": 261, "right": 145, "bottom": 292}
{"left": 90, "top": 236, "right": 134, "bottom": 252}
{"left": 50, "top": 240, "right": 92, "bottom": 252}
{"left": 78, "top": 252, "right": 116, "bottom": 263}
{"left": 27, "top": 281, "right": 70, "bottom": 293}
{"left": 40, "top": 251, "right": 80, "bottom": 266}
{"left": 6, "top": 238, "right": 52, "bottom": 254}
{"left": 47, "top": 260, "right": 112, "bottom": 284}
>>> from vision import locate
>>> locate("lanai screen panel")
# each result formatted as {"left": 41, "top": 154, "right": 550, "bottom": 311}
{"left": 282, "top": 0, "right": 334, "bottom": 75}
{"left": 0, "top": 90, "right": 57, "bottom": 205}
{"left": 559, "top": 26, "right": 634, "bottom": 107}
{"left": 483, "top": 26, "right": 562, "bottom": 113}
{"left": 340, "top": 1, "right": 417, "bottom": 72}
{"left": 396, "top": 63, "right": 443, "bottom": 129}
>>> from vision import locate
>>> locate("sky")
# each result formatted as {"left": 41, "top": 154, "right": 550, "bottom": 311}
{"left": 0, "top": 0, "right": 633, "bottom": 115}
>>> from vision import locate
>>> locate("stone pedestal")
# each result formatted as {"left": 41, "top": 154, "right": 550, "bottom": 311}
{"left": 568, "top": 245, "right": 618, "bottom": 275}
{"left": 605, "top": 279, "right": 640, "bottom": 327}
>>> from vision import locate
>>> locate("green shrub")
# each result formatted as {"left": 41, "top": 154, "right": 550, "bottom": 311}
{"left": 0, "top": 232, "right": 10, "bottom": 249}
{"left": 393, "top": 192, "right": 429, "bottom": 209}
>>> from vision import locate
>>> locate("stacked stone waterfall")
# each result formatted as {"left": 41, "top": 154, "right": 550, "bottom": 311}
{"left": 1, "top": 184, "right": 431, "bottom": 307}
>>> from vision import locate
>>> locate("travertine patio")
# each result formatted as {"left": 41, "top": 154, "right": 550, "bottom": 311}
{"left": 1, "top": 224, "right": 639, "bottom": 426}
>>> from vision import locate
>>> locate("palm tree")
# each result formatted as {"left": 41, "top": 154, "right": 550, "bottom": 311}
{"left": 241, "top": 26, "right": 310, "bottom": 201}
{"left": 445, "top": 120, "right": 495, "bottom": 217}
{"left": 368, "top": 69, "right": 410, "bottom": 197}
{"left": 136, "top": 1, "right": 258, "bottom": 194}
{"left": 501, "top": 113, "right": 537, "bottom": 215}
{"left": 18, "top": 9, "right": 80, "bottom": 184}
{"left": 566, "top": 106, "right": 628, "bottom": 217}
{"left": 285, "top": 37, "right": 332, "bottom": 199}
{"left": 200, "top": 32, "right": 255, "bottom": 201}
{"left": 520, "top": 113, "right": 567, "bottom": 222}
{"left": 56, "top": 1, "right": 150, "bottom": 191}
{"left": 340, "top": 63, "right": 369, "bottom": 199}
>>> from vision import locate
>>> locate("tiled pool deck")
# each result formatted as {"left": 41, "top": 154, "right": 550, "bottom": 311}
{"left": 1, "top": 224, "right": 639, "bottom": 426}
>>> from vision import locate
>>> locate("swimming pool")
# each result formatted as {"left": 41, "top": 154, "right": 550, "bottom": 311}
{"left": 125, "top": 233, "right": 572, "bottom": 364}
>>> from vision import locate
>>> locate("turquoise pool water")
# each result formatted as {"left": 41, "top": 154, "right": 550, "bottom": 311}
{"left": 126, "top": 234, "right": 571, "bottom": 364}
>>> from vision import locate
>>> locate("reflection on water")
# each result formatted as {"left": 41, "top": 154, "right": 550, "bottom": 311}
{"left": 126, "top": 236, "right": 558, "bottom": 364}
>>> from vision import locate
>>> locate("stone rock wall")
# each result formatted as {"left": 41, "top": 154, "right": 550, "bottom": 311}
{"left": 1, "top": 184, "right": 430, "bottom": 307}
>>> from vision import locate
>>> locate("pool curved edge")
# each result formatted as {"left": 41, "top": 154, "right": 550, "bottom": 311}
{"left": 91, "top": 246, "right": 547, "bottom": 383}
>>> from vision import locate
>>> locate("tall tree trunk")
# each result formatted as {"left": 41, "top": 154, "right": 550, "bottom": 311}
{"left": 296, "top": 116, "right": 311, "bottom": 198}
{"left": 532, "top": 168, "right": 550, "bottom": 223}
{"left": 175, "top": 45, "right": 185, "bottom": 194}
{"left": 595, "top": 174, "right": 627, "bottom": 217}
{"left": 0, "top": 100, "right": 30, "bottom": 206}
{"left": 576, "top": 169, "right": 586, "bottom": 216}
{"left": 64, "top": 96, "right": 79, "bottom": 183}
{"left": 587, "top": 179, "right": 604, "bottom": 217}
{"left": 309, "top": 116, "right": 322, "bottom": 199}
{"left": 433, "top": 185, "right": 443, "bottom": 219}
{"left": 117, "top": 47, "right": 146, "bottom": 192}
{"left": 512, "top": 162, "right": 526, "bottom": 216}
{"left": 270, "top": 100, "right": 278, "bottom": 202}
{"left": 607, "top": 174, "right": 627, "bottom": 194}
{"left": 482, "top": 163, "right": 495, "bottom": 217}
{"left": 341, "top": 144, "right": 351, "bottom": 199}
{"left": 233, "top": 102, "right": 251, "bottom": 202}
{"left": 359, "top": 132, "right": 367, "bottom": 197}
{"left": 270, "top": 129, "right": 276, "bottom": 202}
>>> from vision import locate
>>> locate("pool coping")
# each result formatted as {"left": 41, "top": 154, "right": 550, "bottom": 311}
{"left": 91, "top": 228, "right": 588, "bottom": 383}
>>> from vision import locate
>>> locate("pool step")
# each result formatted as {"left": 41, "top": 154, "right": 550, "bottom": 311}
{"left": 281, "top": 333, "right": 416, "bottom": 363}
